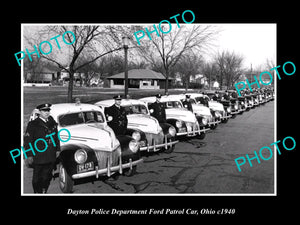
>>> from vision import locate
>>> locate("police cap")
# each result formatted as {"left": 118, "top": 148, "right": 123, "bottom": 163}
{"left": 113, "top": 95, "right": 122, "bottom": 100}
{"left": 185, "top": 94, "right": 190, "bottom": 98}
{"left": 36, "top": 103, "right": 52, "bottom": 111}
{"left": 155, "top": 94, "right": 162, "bottom": 98}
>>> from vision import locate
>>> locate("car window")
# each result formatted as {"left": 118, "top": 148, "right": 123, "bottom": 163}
{"left": 166, "top": 101, "right": 182, "bottom": 108}
{"left": 59, "top": 111, "right": 105, "bottom": 127}
{"left": 195, "top": 97, "right": 205, "bottom": 104}
{"left": 124, "top": 104, "right": 148, "bottom": 115}
{"left": 190, "top": 99, "right": 196, "bottom": 104}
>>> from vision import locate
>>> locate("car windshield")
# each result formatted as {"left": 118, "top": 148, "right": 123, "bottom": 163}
{"left": 195, "top": 97, "right": 207, "bottom": 104}
{"left": 164, "top": 101, "right": 183, "bottom": 108}
{"left": 124, "top": 104, "right": 148, "bottom": 115}
{"left": 58, "top": 111, "right": 105, "bottom": 127}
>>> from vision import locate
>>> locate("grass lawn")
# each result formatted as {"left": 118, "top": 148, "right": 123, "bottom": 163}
{"left": 23, "top": 86, "right": 196, "bottom": 128}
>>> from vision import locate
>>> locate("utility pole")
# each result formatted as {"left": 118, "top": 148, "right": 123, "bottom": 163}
{"left": 250, "top": 63, "right": 253, "bottom": 83}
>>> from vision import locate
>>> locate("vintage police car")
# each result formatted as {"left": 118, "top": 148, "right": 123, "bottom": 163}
{"left": 186, "top": 93, "right": 231, "bottom": 124}
{"left": 28, "top": 103, "right": 143, "bottom": 193}
{"left": 167, "top": 94, "right": 220, "bottom": 129}
{"left": 216, "top": 91, "right": 240, "bottom": 117}
{"left": 140, "top": 95, "right": 209, "bottom": 139}
{"left": 95, "top": 99, "right": 178, "bottom": 153}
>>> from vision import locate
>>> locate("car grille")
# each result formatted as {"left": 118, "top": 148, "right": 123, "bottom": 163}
{"left": 94, "top": 147, "right": 121, "bottom": 169}
{"left": 186, "top": 122, "right": 199, "bottom": 133}
{"left": 145, "top": 131, "right": 165, "bottom": 146}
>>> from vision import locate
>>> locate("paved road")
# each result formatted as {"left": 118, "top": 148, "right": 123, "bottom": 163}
{"left": 23, "top": 101, "right": 275, "bottom": 194}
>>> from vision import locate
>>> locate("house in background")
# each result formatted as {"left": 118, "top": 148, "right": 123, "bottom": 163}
{"left": 25, "top": 67, "right": 58, "bottom": 84}
{"left": 107, "top": 69, "right": 172, "bottom": 89}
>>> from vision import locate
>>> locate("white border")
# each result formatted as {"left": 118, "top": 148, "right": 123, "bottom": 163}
{"left": 21, "top": 23, "right": 277, "bottom": 196}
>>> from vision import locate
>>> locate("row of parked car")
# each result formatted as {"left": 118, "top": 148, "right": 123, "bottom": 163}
{"left": 28, "top": 88, "right": 274, "bottom": 193}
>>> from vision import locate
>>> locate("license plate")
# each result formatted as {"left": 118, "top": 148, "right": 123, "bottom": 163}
{"left": 77, "top": 162, "right": 94, "bottom": 173}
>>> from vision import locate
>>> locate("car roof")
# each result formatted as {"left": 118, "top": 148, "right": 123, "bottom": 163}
{"left": 140, "top": 95, "right": 183, "bottom": 103}
{"left": 50, "top": 103, "right": 103, "bottom": 116}
{"left": 185, "top": 93, "right": 205, "bottom": 98}
{"left": 95, "top": 99, "right": 147, "bottom": 107}
{"left": 30, "top": 103, "right": 104, "bottom": 122}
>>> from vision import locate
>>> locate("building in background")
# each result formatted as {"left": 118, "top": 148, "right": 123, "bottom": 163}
{"left": 107, "top": 69, "right": 172, "bottom": 89}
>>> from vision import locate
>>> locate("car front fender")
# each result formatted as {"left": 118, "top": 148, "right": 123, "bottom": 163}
{"left": 59, "top": 144, "right": 98, "bottom": 176}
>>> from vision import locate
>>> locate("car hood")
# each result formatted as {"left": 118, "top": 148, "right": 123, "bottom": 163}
{"left": 208, "top": 101, "right": 225, "bottom": 111}
{"left": 59, "top": 123, "right": 120, "bottom": 152}
{"left": 191, "top": 104, "right": 211, "bottom": 116}
{"left": 127, "top": 114, "right": 162, "bottom": 134}
{"left": 166, "top": 108, "right": 197, "bottom": 123}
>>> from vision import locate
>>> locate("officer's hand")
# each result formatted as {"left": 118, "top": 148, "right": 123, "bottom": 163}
{"left": 25, "top": 157, "right": 34, "bottom": 168}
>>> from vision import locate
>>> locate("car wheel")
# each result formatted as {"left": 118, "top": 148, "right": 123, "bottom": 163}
{"left": 123, "top": 166, "right": 137, "bottom": 177}
{"left": 211, "top": 124, "right": 218, "bottom": 130}
{"left": 222, "top": 118, "right": 228, "bottom": 123}
{"left": 164, "top": 145, "right": 175, "bottom": 154}
{"left": 59, "top": 163, "right": 74, "bottom": 193}
{"left": 197, "top": 132, "right": 206, "bottom": 140}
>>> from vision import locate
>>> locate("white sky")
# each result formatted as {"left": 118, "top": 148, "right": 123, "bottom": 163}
{"left": 23, "top": 23, "right": 276, "bottom": 70}
{"left": 208, "top": 23, "right": 276, "bottom": 69}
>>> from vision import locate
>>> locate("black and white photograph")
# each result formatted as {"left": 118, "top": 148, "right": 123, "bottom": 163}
{"left": 20, "top": 23, "right": 276, "bottom": 195}
{"left": 3, "top": 4, "right": 298, "bottom": 221}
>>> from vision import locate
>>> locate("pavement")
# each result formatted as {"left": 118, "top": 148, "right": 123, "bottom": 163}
{"left": 22, "top": 101, "right": 274, "bottom": 195}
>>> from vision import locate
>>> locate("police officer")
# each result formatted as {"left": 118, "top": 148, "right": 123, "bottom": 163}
{"left": 231, "top": 90, "right": 238, "bottom": 98}
{"left": 182, "top": 95, "right": 193, "bottom": 112}
{"left": 24, "top": 103, "right": 60, "bottom": 194}
{"left": 223, "top": 90, "right": 230, "bottom": 100}
{"left": 105, "top": 95, "right": 128, "bottom": 135}
{"left": 149, "top": 94, "right": 167, "bottom": 123}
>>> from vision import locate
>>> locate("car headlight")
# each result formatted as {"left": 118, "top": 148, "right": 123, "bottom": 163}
{"left": 132, "top": 131, "right": 141, "bottom": 141}
{"left": 168, "top": 126, "right": 176, "bottom": 137}
{"left": 202, "top": 117, "right": 208, "bottom": 126}
{"left": 74, "top": 149, "right": 87, "bottom": 164}
{"left": 234, "top": 104, "right": 238, "bottom": 110}
{"left": 175, "top": 120, "right": 182, "bottom": 128}
{"left": 215, "top": 111, "right": 221, "bottom": 118}
{"left": 227, "top": 107, "right": 231, "bottom": 113}
{"left": 129, "top": 140, "right": 139, "bottom": 153}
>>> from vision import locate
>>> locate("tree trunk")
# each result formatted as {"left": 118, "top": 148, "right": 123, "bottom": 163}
{"left": 164, "top": 68, "right": 169, "bottom": 94}
{"left": 67, "top": 71, "right": 74, "bottom": 103}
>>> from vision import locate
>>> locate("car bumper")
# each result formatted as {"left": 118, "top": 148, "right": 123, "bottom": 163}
{"left": 230, "top": 111, "right": 239, "bottom": 115}
{"left": 71, "top": 158, "right": 144, "bottom": 179}
{"left": 140, "top": 138, "right": 179, "bottom": 152}
{"left": 177, "top": 127, "right": 210, "bottom": 137}
{"left": 208, "top": 120, "right": 221, "bottom": 126}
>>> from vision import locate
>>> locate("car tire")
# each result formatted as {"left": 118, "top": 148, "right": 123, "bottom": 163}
{"left": 164, "top": 145, "right": 175, "bottom": 154}
{"left": 222, "top": 119, "right": 228, "bottom": 123}
{"left": 197, "top": 132, "right": 206, "bottom": 140}
{"left": 59, "top": 163, "right": 74, "bottom": 193}
{"left": 124, "top": 166, "right": 137, "bottom": 177}
{"left": 211, "top": 124, "right": 218, "bottom": 130}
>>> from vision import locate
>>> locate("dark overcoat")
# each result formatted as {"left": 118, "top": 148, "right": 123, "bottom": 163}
{"left": 105, "top": 104, "right": 128, "bottom": 135}
{"left": 24, "top": 116, "right": 60, "bottom": 164}
{"left": 149, "top": 101, "right": 167, "bottom": 123}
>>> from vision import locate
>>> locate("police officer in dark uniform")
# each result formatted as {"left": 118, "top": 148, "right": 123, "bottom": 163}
{"left": 223, "top": 90, "right": 230, "bottom": 100}
{"left": 231, "top": 90, "right": 238, "bottom": 98}
{"left": 105, "top": 95, "right": 128, "bottom": 135}
{"left": 148, "top": 94, "right": 167, "bottom": 123}
{"left": 24, "top": 103, "right": 60, "bottom": 194}
{"left": 182, "top": 95, "right": 193, "bottom": 112}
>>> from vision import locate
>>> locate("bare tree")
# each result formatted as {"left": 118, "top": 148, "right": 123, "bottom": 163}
{"left": 24, "top": 25, "right": 124, "bottom": 102}
{"left": 136, "top": 25, "right": 217, "bottom": 94}
{"left": 174, "top": 52, "right": 204, "bottom": 90}
{"left": 214, "top": 50, "right": 244, "bottom": 89}
{"left": 201, "top": 61, "right": 219, "bottom": 89}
